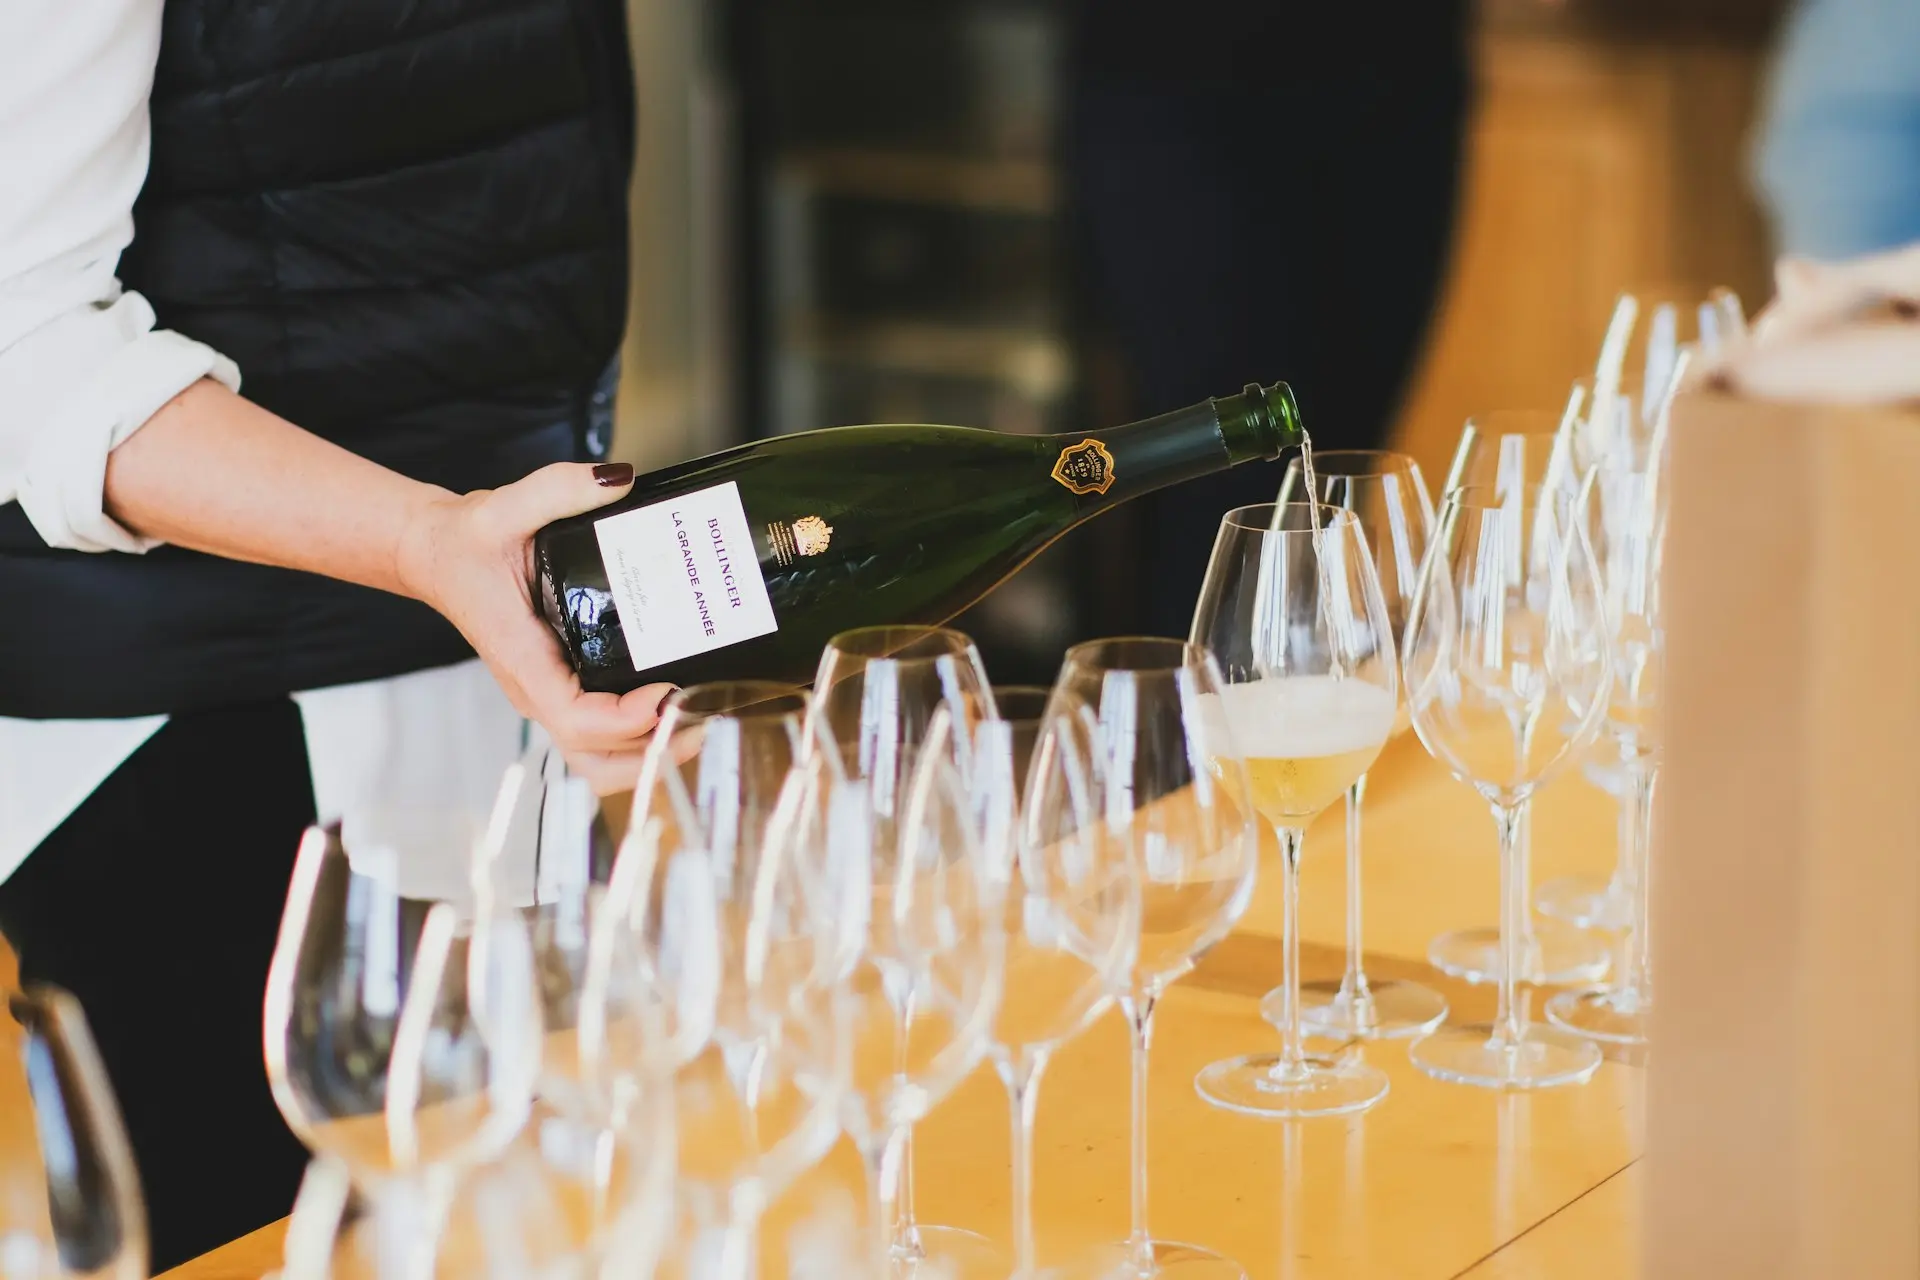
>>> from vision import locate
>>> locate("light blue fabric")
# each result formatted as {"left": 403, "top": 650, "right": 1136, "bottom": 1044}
{"left": 1754, "top": 0, "right": 1920, "bottom": 259}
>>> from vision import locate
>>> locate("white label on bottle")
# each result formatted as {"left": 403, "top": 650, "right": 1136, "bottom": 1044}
{"left": 592, "top": 481, "right": 777, "bottom": 672}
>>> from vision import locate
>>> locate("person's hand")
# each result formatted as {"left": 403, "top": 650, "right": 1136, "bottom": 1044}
{"left": 396, "top": 460, "right": 671, "bottom": 795}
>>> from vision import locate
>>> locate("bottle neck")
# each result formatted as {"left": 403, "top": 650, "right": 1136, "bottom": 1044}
{"left": 1047, "top": 382, "right": 1305, "bottom": 511}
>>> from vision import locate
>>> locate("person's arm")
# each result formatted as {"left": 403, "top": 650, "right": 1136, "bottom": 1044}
{"left": 107, "top": 381, "right": 436, "bottom": 595}
{"left": 106, "top": 380, "right": 665, "bottom": 791}
{"left": 3, "top": 0, "right": 664, "bottom": 790}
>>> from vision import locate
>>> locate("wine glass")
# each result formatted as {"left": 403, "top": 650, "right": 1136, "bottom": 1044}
{"left": 625, "top": 682, "right": 848, "bottom": 1276}
{"left": 807, "top": 627, "right": 1002, "bottom": 1278}
{"left": 978, "top": 686, "right": 1133, "bottom": 1278}
{"left": 275, "top": 1124, "right": 676, "bottom": 1280}
{"left": 1587, "top": 284, "right": 1747, "bottom": 458}
{"left": 1275, "top": 453, "right": 1450, "bottom": 1041}
{"left": 263, "top": 817, "right": 543, "bottom": 1277}
{"left": 457, "top": 745, "right": 686, "bottom": 1279}
{"left": 1, "top": 987, "right": 146, "bottom": 1280}
{"left": 1546, "top": 432, "right": 1670, "bottom": 1047}
{"left": 1535, "top": 357, "right": 1689, "bottom": 932}
{"left": 1429, "top": 416, "right": 1612, "bottom": 989}
{"left": 1402, "top": 483, "right": 1614, "bottom": 1088}
{"left": 1055, "top": 639, "right": 1255, "bottom": 1280}
{"left": 1186, "top": 505, "right": 1398, "bottom": 1116}
{"left": 469, "top": 749, "right": 630, "bottom": 1123}
{"left": 826, "top": 708, "right": 1004, "bottom": 1280}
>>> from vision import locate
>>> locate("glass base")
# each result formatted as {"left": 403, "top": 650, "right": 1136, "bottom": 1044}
{"left": 1546, "top": 988, "right": 1650, "bottom": 1046}
{"left": 1290, "top": 977, "right": 1450, "bottom": 1041}
{"left": 1194, "top": 1052, "right": 1389, "bottom": 1119}
{"left": 1534, "top": 875, "right": 1633, "bottom": 931}
{"left": 888, "top": 1225, "right": 1004, "bottom": 1279}
{"left": 1069, "top": 1239, "right": 1247, "bottom": 1280}
{"left": 1428, "top": 920, "right": 1610, "bottom": 987}
{"left": 1409, "top": 1022, "right": 1602, "bottom": 1090}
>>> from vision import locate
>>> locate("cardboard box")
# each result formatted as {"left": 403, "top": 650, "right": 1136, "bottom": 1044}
{"left": 1647, "top": 390, "right": 1920, "bottom": 1277}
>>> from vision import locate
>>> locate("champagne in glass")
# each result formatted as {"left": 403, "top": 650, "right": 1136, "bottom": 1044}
{"left": 1225, "top": 678, "right": 1396, "bottom": 821}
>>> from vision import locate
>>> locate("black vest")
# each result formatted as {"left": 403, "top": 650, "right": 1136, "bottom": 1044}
{"left": 0, "top": 0, "right": 633, "bottom": 718}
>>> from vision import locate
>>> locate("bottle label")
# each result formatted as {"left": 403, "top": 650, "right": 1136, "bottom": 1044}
{"left": 592, "top": 481, "right": 778, "bottom": 672}
{"left": 1051, "top": 439, "right": 1117, "bottom": 495}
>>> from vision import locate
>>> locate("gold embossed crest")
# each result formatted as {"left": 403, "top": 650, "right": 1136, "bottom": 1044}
{"left": 1051, "top": 439, "right": 1116, "bottom": 496}
{"left": 792, "top": 515, "right": 833, "bottom": 557}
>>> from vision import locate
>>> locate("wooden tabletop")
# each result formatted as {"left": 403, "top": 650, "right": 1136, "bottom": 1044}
{"left": 163, "top": 732, "right": 1639, "bottom": 1280}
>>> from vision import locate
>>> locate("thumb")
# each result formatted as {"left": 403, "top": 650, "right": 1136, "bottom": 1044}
{"left": 490, "top": 461, "right": 635, "bottom": 536}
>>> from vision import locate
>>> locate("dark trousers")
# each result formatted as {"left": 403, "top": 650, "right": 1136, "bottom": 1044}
{"left": 0, "top": 701, "right": 317, "bottom": 1272}
{"left": 1067, "top": 28, "right": 1472, "bottom": 639}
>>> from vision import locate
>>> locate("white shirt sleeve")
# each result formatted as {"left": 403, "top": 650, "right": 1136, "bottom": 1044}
{"left": 0, "top": 0, "right": 240, "bottom": 554}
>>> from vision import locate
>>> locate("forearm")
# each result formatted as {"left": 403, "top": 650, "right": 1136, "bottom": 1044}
{"left": 103, "top": 378, "right": 447, "bottom": 599}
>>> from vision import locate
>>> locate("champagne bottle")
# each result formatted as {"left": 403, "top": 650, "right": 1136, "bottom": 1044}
{"left": 534, "top": 382, "right": 1305, "bottom": 693}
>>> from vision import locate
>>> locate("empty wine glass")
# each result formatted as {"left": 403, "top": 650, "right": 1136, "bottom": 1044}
{"left": 1547, "top": 450, "right": 1669, "bottom": 1047}
{"left": 263, "top": 816, "right": 543, "bottom": 1277}
{"left": 824, "top": 708, "right": 1004, "bottom": 1280}
{"left": 978, "top": 686, "right": 1133, "bottom": 1278}
{"left": 1587, "top": 284, "right": 1747, "bottom": 458}
{"left": 471, "top": 750, "right": 628, "bottom": 1121}
{"left": 1055, "top": 639, "right": 1255, "bottom": 1280}
{"left": 456, "top": 745, "right": 686, "bottom": 1279}
{"left": 1, "top": 987, "right": 146, "bottom": 1280}
{"left": 275, "top": 1123, "right": 676, "bottom": 1280}
{"left": 1430, "top": 417, "right": 1612, "bottom": 989}
{"left": 1536, "top": 357, "right": 1690, "bottom": 934}
{"left": 1187, "top": 505, "right": 1398, "bottom": 1117}
{"left": 808, "top": 627, "right": 1002, "bottom": 1279}
{"left": 1403, "top": 483, "right": 1613, "bottom": 1088}
{"left": 625, "top": 682, "right": 848, "bottom": 1277}
{"left": 1275, "top": 453, "right": 1450, "bottom": 1041}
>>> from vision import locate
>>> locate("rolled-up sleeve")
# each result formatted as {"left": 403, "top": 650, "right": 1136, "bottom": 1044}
{"left": 0, "top": 0, "right": 240, "bottom": 554}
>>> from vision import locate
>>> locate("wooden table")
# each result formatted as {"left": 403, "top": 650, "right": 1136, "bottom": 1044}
{"left": 164, "top": 733, "right": 1640, "bottom": 1280}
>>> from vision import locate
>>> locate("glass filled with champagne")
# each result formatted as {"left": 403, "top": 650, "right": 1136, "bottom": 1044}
{"left": 1189, "top": 504, "right": 1399, "bottom": 1119}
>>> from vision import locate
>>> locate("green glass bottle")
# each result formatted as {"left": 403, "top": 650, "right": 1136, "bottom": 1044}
{"left": 534, "top": 382, "right": 1305, "bottom": 693}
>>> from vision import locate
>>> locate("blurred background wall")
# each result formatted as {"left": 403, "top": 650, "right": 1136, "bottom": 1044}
{"left": 608, "top": 0, "right": 1792, "bottom": 681}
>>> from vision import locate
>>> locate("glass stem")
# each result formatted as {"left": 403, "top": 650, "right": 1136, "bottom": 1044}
{"left": 1613, "top": 756, "right": 1640, "bottom": 910}
{"left": 1275, "top": 826, "right": 1309, "bottom": 1078}
{"left": 997, "top": 1049, "right": 1051, "bottom": 1279}
{"left": 1493, "top": 801, "right": 1529, "bottom": 1051}
{"left": 1608, "top": 751, "right": 1637, "bottom": 903}
{"left": 863, "top": 1127, "right": 910, "bottom": 1280}
{"left": 1338, "top": 776, "right": 1373, "bottom": 1012}
{"left": 1118, "top": 989, "right": 1159, "bottom": 1271}
{"left": 720, "top": 1181, "right": 766, "bottom": 1280}
{"left": 1514, "top": 801, "right": 1539, "bottom": 956}
{"left": 1624, "top": 762, "right": 1659, "bottom": 1007}
{"left": 402, "top": 1167, "right": 457, "bottom": 1280}
{"left": 893, "top": 987, "right": 922, "bottom": 1259}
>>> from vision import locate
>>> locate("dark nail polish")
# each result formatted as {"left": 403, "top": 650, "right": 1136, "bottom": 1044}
{"left": 593, "top": 462, "right": 634, "bottom": 487}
